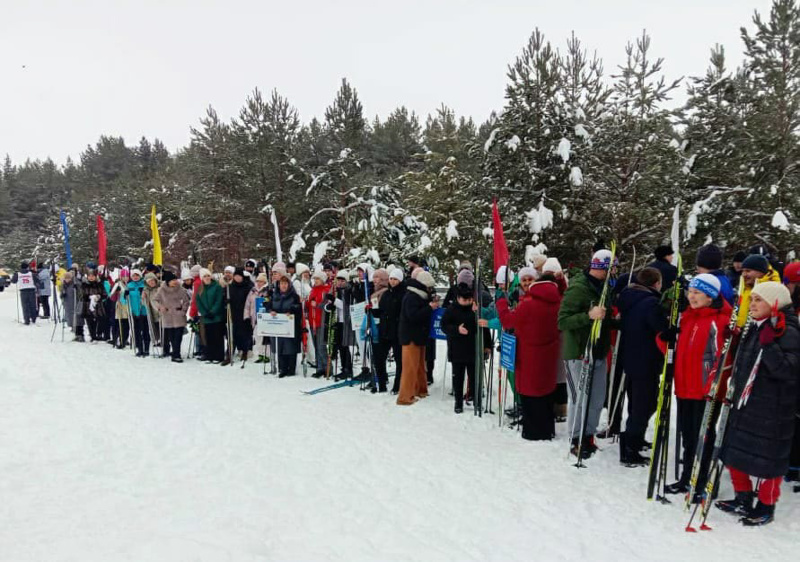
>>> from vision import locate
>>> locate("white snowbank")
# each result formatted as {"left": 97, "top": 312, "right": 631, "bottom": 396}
{"left": 0, "top": 289, "right": 796, "bottom": 561}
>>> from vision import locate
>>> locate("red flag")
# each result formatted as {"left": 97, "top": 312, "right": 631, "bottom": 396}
{"left": 492, "top": 199, "right": 509, "bottom": 275}
{"left": 97, "top": 214, "right": 107, "bottom": 266}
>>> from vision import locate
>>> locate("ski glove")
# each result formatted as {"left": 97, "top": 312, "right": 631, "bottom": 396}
{"left": 760, "top": 313, "right": 786, "bottom": 346}
{"left": 658, "top": 325, "right": 679, "bottom": 344}
{"left": 759, "top": 323, "right": 778, "bottom": 346}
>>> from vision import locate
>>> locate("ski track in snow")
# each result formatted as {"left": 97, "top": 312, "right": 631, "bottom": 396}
{"left": 0, "top": 288, "right": 797, "bottom": 562}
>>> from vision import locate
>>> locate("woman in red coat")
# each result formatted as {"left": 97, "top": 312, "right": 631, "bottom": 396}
{"left": 497, "top": 274, "right": 563, "bottom": 440}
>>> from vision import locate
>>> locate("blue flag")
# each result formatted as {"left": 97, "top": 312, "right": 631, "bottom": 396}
{"left": 60, "top": 211, "right": 73, "bottom": 269}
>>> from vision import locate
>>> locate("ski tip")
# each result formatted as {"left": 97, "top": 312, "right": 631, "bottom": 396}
{"left": 699, "top": 524, "right": 712, "bottom": 531}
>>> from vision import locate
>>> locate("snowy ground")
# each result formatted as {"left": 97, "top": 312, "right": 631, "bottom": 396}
{"left": 1, "top": 287, "right": 798, "bottom": 562}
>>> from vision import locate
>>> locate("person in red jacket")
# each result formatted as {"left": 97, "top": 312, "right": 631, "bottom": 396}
{"left": 496, "top": 273, "right": 563, "bottom": 440}
{"left": 308, "top": 269, "right": 332, "bottom": 378}
{"left": 665, "top": 273, "right": 732, "bottom": 495}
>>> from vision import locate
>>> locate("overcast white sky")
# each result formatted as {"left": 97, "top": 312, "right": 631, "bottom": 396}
{"left": 0, "top": 0, "right": 775, "bottom": 164}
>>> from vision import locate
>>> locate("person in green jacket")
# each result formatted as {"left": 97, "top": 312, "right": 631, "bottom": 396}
{"left": 195, "top": 268, "right": 226, "bottom": 364}
{"left": 558, "top": 249, "right": 617, "bottom": 459}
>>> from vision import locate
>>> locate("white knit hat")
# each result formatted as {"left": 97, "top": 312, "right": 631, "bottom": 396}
{"left": 312, "top": 269, "right": 327, "bottom": 283}
{"left": 542, "top": 257, "right": 562, "bottom": 274}
{"left": 336, "top": 269, "right": 349, "bottom": 280}
{"left": 495, "top": 265, "right": 514, "bottom": 285}
{"left": 199, "top": 268, "right": 212, "bottom": 279}
{"left": 389, "top": 268, "right": 404, "bottom": 281}
{"left": 224, "top": 265, "right": 235, "bottom": 274}
{"left": 751, "top": 281, "right": 792, "bottom": 310}
{"left": 295, "top": 263, "right": 310, "bottom": 276}
{"left": 416, "top": 270, "right": 435, "bottom": 288}
{"left": 131, "top": 269, "right": 142, "bottom": 277}
{"left": 181, "top": 269, "right": 192, "bottom": 281}
{"left": 531, "top": 255, "right": 548, "bottom": 270}
{"left": 518, "top": 266, "right": 538, "bottom": 280}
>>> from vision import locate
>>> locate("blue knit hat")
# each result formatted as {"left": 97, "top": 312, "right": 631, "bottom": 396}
{"left": 689, "top": 273, "right": 721, "bottom": 299}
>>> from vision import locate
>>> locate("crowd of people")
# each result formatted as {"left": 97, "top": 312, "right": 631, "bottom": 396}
{"left": 9, "top": 239, "right": 800, "bottom": 527}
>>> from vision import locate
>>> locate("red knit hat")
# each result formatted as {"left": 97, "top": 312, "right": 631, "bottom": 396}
{"left": 783, "top": 261, "right": 800, "bottom": 284}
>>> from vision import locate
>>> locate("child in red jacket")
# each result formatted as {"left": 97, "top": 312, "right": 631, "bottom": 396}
{"left": 665, "top": 273, "right": 731, "bottom": 495}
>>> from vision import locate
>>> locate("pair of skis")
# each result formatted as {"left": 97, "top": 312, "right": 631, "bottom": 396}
{"left": 605, "top": 245, "right": 637, "bottom": 440}
{"left": 646, "top": 254, "right": 683, "bottom": 500}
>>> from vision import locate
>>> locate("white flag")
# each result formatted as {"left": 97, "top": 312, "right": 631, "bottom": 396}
{"left": 670, "top": 205, "right": 680, "bottom": 265}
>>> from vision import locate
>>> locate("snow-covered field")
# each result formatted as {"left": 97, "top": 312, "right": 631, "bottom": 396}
{"left": 1, "top": 287, "right": 797, "bottom": 561}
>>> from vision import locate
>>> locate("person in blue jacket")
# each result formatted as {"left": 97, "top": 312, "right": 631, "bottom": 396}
{"left": 696, "top": 244, "right": 735, "bottom": 305}
{"left": 126, "top": 269, "right": 150, "bottom": 357}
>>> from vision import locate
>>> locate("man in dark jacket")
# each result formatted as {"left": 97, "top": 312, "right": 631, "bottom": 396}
{"left": 696, "top": 244, "right": 735, "bottom": 304}
{"left": 558, "top": 249, "right": 618, "bottom": 459}
{"left": 616, "top": 267, "right": 669, "bottom": 466}
{"left": 727, "top": 251, "right": 747, "bottom": 290}
{"left": 647, "top": 245, "right": 677, "bottom": 293}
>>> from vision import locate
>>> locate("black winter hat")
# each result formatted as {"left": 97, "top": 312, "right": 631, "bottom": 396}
{"left": 654, "top": 245, "right": 674, "bottom": 260}
{"left": 19, "top": 261, "right": 29, "bottom": 270}
{"left": 234, "top": 267, "right": 245, "bottom": 278}
{"left": 456, "top": 282, "right": 473, "bottom": 299}
{"left": 162, "top": 271, "right": 177, "bottom": 283}
{"left": 696, "top": 244, "right": 723, "bottom": 270}
{"left": 733, "top": 251, "right": 747, "bottom": 263}
{"left": 592, "top": 239, "right": 606, "bottom": 253}
{"left": 741, "top": 254, "right": 769, "bottom": 274}
{"left": 407, "top": 255, "right": 422, "bottom": 267}
{"left": 748, "top": 244, "right": 770, "bottom": 257}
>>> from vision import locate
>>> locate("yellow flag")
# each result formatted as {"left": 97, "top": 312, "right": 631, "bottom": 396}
{"left": 150, "top": 205, "right": 162, "bottom": 265}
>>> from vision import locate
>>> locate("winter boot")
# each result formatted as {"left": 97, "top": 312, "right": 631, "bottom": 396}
{"left": 254, "top": 355, "right": 268, "bottom": 364}
{"left": 664, "top": 481, "right": 690, "bottom": 495}
{"left": 583, "top": 436, "right": 598, "bottom": 456}
{"left": 73, "top": 334, "right": 85, "bottom": 342}
{"left": 716, "top": 491, "right": 756, "bottom": 516}
{"left": 740, "top": 501, "right": 775, "bottom": 526}
{"left": 570, "top": 437, "right": 592, "bottom": 460}
{"left": 619, "top": 434, "right": 648, "bottom": 467}
{"left": 172, "top": 357, "right": 184, "bottom": 363}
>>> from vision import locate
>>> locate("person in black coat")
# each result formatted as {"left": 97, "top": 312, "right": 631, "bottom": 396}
{"left": 373, "top": 268, "right": 406, "bottom": 393}
{"left": 717, "top": 282, "right": 800, "bottom": 526}
{"left": 647, "top": 245, "right": 677, "bottom": 293}
{"left": 440, "top": 283, "right": 484, "bottom": 413}
{"left": 79, "top": 269, "right": 108, "bottom": 342}
{"left": 396, "top": 270, "right": 437, "bottom": 405}
{"left": 227, "top": 268, "right": 254, "bottom": 361}
{"left": 616, "top": 267, "right": 669, "bottom": 466}
{"left": 269, "top": 272, "right": 303, "bottom": 377}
